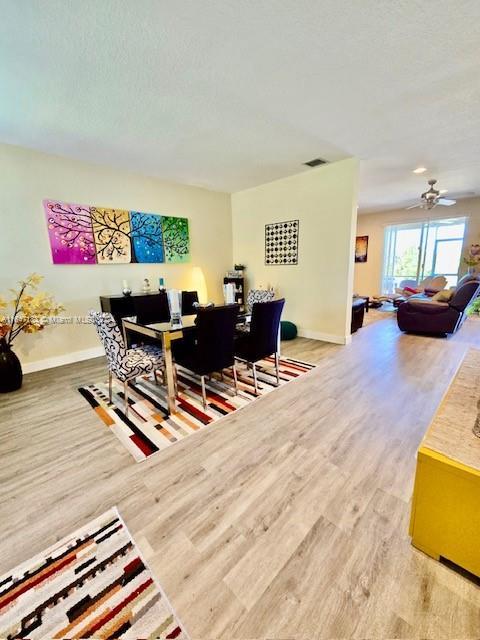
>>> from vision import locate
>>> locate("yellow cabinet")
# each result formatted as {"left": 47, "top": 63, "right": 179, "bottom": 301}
{"left": 409, "top": 349, "right": 480, "bottom": 576}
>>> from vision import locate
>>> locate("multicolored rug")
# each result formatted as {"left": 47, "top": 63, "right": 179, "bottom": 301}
{"left": 0, "top": 508, "right": 188, "bottom": 639}
{"left": 79, "top": 356, "right": 315, "bottom": 462}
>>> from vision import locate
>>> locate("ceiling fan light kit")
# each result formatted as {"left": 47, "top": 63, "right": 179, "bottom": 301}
{"left": 406, "top": 179, "right": 457, "bottom": 210}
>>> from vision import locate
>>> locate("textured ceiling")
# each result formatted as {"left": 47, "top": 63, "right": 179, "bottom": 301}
{"left": 1, "top": 0, "right": 480, "bottom": 212}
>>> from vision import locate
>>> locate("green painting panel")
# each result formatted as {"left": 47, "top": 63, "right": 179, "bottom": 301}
{"left": 162, "top": 216, "right": 190, "bottom": 263}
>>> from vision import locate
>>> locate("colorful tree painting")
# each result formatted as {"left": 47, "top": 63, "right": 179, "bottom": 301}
{"left": 130, "top": 212, "right": 164, "bottom": 263}
{"left": 43, "top": 200, "right": 97, "bottom": 264}
{"left": 90, "top": 207, "right": 132, "bottom": 263}
{"left": 162, "top": 216, "right": 190, "bottom": 263}
{"left": 44, "top": 200, "right": 190, "bottom": 264}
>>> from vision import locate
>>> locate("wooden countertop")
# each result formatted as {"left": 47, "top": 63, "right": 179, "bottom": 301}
{"left": 422, "top": 348, "right": 480, "bottom": 471}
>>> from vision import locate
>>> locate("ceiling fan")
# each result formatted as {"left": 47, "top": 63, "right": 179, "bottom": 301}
{"left": 406, "top": 179, "right": 456, "bottom": 210}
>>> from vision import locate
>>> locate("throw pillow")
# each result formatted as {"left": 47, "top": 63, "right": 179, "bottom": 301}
{"left": 432, "top": 289, "right": 454, "bottom": 302}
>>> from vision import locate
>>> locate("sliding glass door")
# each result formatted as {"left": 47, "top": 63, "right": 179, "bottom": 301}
{"left": 382, "top": 217, "right": 467, "bottom": 293}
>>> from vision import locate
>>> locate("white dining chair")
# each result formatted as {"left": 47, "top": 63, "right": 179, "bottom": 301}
{"left": 246, "top": 288, "right": 275, "bottom": 313}
{"left": 88, "top": 311, "right": 164, "bottom": 416}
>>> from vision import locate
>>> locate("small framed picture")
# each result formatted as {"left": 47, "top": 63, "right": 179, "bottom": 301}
{"left": 355, "top": 235, "right": 368, "bottom": 263}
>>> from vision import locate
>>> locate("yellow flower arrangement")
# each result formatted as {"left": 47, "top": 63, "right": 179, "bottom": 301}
{"left": 0, "top": 274, "right": 64, "bottom": 346}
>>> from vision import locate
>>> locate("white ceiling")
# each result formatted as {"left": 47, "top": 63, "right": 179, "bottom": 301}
{"left": 1, "top": 0, "right": 480, "bottom": 212}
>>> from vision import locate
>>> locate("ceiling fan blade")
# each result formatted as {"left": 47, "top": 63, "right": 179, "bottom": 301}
{"left": 449, "top": 191, "right": 475, "bottom": 199}
{"left": 437, "top": 198, "right": 456, "bottom": 206}
{"left": 405, "top": 203, "right": 421, "bottom": 210}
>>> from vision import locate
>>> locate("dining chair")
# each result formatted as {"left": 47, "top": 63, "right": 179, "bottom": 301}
{"left": 172, "top": 304, "right": 240, "bottom": 410}
{"left": 133, "top": 291, "right": 170, "bottom": 325}
{"left": 234, "top": 298, "right": 285, "bottom": 393}
{"left": 181, "top": 290, "right": 199, "bottom": 315}
{"left": 88, "top": 311, "right": 164, "bottom": 416}
{"left": 246, "top": 288, "right": 275, "bottom": 313}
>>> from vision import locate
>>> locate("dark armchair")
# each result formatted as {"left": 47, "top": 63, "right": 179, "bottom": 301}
{"left": 397, "top": 276, "right": 480, "bottom": 335}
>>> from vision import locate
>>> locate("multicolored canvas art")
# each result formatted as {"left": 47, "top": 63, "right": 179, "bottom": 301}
{"left": 44, "top": 199, "right": 189, "bottom": 265}
{"left": 91, "top": 207, "right": 132, "bottom": 264}
{"left": 44, "top": 201, "right": 97, "bottom": 264}
{"left": 130, "top": 212, "right": 164, "bottom": 263}
{"left": 162, "top": 216, "right": 190, "bottom": 263}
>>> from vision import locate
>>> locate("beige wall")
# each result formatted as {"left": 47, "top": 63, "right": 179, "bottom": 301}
{"left": 0, "top": 144, "right": 232, "bottom": 369}
{"left": 232, "top": 158, "right": 359, "bottom": 344}
{"left": 354, "top": 197, "right": 480, "bottom": 297}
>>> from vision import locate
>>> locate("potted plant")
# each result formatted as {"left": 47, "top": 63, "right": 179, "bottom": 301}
{"left": 0, "top": 274, "right": 64, "bottom": 392}
{"left": 463, "top": 243, "right": 480, "bottom": 274}
{"left": 467, "top": 297, "right": 480, "bottom": 317}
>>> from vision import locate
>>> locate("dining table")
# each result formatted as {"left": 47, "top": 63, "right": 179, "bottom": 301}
{"left": 122, "top": 314, "right": 198, "bottom": 414}
{"left": 122, "top": 311, "right": 252, "bottom": 414}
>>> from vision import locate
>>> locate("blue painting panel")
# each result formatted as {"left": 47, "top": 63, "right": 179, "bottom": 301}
{"left": 129, "top": 212, "right": 165, "bottom": 263}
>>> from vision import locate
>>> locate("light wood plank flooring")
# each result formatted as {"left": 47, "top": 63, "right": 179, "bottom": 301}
{"left": 1, "top": 315, "right": 480, "bottom": 639}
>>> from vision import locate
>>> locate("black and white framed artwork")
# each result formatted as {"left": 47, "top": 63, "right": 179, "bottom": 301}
{"left": 265, "top": 219, "right": 299, "bottom": 265}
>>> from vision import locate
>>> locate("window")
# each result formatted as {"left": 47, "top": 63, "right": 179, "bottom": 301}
{"left": 382, "top": 217, "right": 467, "bottom": 294}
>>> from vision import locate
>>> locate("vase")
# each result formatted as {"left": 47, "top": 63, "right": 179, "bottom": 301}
{"left": 0, "top": 338, "right": 23, "bottom": 393}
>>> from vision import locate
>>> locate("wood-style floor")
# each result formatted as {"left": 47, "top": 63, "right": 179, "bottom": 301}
{"left": 1, "top": 315, "right": 480, "bottom": 639}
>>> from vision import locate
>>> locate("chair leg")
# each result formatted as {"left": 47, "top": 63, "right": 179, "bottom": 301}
{"left": 201, "top": 375, "right": 207, "bottom": 410}
{"left": 252, "top": 362, "right": 258, "bottom": 394}
{"left": 232, "top": 360, "right": 238, "bottom": 394}
{"left": 173, "top": 365, "right": 178, "bottom": 394}
{"left": 124, "top": 381, "right": 129, "bottom": 417}
{"left": 108, "top": 370, "right": 113, "bottom": 403}
{"left": 161, "top": 364, "right": 167, "bottom": 386}
{"left": 274, "top": 351, "right": 280, "bottom": 386}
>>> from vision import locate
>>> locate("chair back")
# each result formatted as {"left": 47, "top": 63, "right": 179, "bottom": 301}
{"left": 88, "top": 311, "right": 127, "bottom": 371}
{"left": 195, "top": 304, "right": 239, "bottom": 372}
{"left": 418, "top": 275, "right": 447, "bottom": 291}
{"left": 248, "top": 299, "right": 285, "bottom": 360}
{"left": 246, "top": 288, "right": 275, "bottom": 313}
{"left": 182, "top": 290, "right": 199, "bottom": 315}
{"left": 457, "top": 272, "right": 480, "bottom": 288}
{"left": 450, "top": 278, "right": 480, "bottom": 312}
{"left": 134, "top": 292, "right": 170, "bottom": 324}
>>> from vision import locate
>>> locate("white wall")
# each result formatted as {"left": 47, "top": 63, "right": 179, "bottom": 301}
{"left": 0, "top": 144, "right": 232, "bottom": 370}
{"left": 354, "top": 197, "right": 480, "bottom": 297}
{"left": 232, "top": 158, "right": 359, "bottom": 344}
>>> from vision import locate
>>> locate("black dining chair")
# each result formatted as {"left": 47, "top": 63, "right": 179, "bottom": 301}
{"left": 173, "top": 304, "right": 240, "bottom": 409}
{"left": 234, "top": 298, "right": 285, "bottom": 393}
{"left": 182, "top": 290, "right": 199, "bottom": 315}
{"left": 133, "top": 292, "right": 171, "bottom": 325}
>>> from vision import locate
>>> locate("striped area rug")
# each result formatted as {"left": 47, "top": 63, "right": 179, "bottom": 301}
{"left": 79, "top": 356, "right": 315, "bottom": 462}
{"left": 0, "top": 508, "right": 188, "bottom": 639}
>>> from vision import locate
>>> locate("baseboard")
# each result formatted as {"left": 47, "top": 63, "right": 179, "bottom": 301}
{"left": 297, "top": 329, "right": 351, "bottom": 345}
{"left": 22, "top": 330, "right": 349, "bottom": 373}
{"left": 23, "top": 346, "right": 105, "bottom": 374}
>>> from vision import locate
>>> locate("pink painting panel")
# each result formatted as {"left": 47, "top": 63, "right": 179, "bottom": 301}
{"left": 43, "top": 199, "right": 97, "bottom": 264}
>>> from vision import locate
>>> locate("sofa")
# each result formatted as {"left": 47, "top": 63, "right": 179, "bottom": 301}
{"left": 374, "top": 275, "right": 447, "bottom": 305}
{"left": 397, "top": 275, "right": 480, "bottom": 335}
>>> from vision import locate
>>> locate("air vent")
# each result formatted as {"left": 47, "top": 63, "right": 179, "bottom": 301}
{"left": 303, "top": 157, "right": 328, "bottom": 167}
